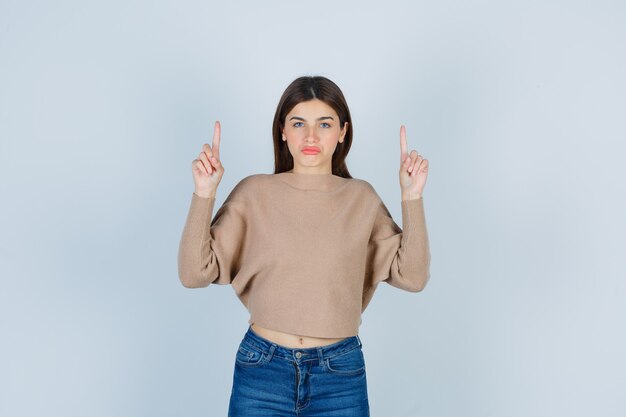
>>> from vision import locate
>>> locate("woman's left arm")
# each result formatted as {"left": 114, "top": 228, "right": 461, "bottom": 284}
{"left": 365, "top": 125, "right": 431, "bottom": 292}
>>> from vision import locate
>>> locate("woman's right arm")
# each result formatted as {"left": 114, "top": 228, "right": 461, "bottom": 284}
{"left": 177, "top": 189, "right": 248, "bottom": 288}
{"left": 178, "top": 121, "right": 232, "bottom": 288}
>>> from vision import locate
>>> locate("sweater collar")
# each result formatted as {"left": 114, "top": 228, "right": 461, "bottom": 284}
{"left": 275, "top": 171, "right": 348, "bottom": 191}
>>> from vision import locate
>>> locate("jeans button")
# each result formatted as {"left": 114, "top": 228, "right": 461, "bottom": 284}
{"left": 295, "top": 351, "right": 302, "bottom": 358}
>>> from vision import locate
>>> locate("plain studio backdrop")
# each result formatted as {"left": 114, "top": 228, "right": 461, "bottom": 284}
{"left": 1, "top": 1, "right": 624, "bottom": 416}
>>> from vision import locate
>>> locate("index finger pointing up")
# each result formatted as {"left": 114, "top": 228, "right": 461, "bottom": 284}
{"left": 400, "top": 124, "right": 408, "bottom": 162}
{"left": 212, "top": 120, "right": 221, "bottom": 159}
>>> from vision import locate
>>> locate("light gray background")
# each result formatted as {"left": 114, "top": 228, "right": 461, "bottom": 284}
{"left": 1, "top": 1, "right": 624, "bottom": 416}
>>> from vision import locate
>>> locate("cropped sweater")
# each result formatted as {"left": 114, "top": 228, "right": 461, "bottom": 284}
{"left": 177, "top": 171, "right": 431, "bottom": 338}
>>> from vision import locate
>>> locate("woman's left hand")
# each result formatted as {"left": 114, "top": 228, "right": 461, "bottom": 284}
{"left": 399, "top": 125, "right": 429, "bottom": 200}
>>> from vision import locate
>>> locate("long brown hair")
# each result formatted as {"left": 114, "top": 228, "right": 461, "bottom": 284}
{"left": 271, "top": 76, "right": 353, "bottom": 178}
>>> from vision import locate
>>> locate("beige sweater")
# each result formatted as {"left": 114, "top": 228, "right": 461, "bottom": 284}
{"left": 177, "top": 172, "right": 431, "bottom": 338}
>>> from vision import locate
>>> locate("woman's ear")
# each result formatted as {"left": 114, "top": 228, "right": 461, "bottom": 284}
{"left": 339, "top": 122, "right": 348, "bottom": 143}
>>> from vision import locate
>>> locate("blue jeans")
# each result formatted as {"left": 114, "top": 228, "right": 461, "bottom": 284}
{"left": 228, "top": 325, "right": 370, "bottom": 416}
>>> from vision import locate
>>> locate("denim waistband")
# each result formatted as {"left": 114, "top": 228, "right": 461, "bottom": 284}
{"left": 242, "top": 325, "right": 362, "bottom": 364}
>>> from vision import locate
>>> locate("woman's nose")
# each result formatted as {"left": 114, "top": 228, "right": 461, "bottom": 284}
{"left": 305, "top": 126, "right": 320, "bottom": 141}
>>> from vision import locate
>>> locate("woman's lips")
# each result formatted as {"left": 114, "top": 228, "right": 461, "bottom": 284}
{"left": 302, "top": 147, "right": 320, "bottom": 155}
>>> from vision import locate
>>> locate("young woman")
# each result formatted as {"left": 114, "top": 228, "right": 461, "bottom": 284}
{"left": 178, "top": 75, "right": 431, "bottom": 416}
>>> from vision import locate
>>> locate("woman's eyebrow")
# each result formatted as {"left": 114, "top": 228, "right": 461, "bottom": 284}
{"left": 289, "top": 116, "right": 335, "bottom": 121}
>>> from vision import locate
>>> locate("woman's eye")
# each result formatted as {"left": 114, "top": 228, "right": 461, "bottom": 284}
{"left": 292, "top": 122, "right": 331, "bottom": 128}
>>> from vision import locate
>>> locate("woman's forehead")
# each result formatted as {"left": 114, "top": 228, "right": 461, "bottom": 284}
{"left": 288, "top": 99, "right": 338, "bottom": 119}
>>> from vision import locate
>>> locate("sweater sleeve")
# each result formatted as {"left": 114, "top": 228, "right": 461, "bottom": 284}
{"left": 177, "top": 179, "right": 250, "bottom": 288}
{"left": 366, "top": 197, "right": 431, "bottom": 292}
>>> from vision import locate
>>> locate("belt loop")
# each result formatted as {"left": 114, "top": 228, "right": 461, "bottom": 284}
{"left": 356, "top": 334, "right": 362, "bottom": 347}
{"left": 317, "top": 346, "right": 325, "bottom": 367}
{"left": 266, "top": 344, "right": 276, "bottom": 361}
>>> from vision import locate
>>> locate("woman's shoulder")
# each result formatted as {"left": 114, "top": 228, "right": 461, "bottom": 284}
{"left": 349, "top": 177, "right": 383, "bottom": 200}
{"left": 222, "top": 174, "right": 262, "bottom": 202}
{"left": 236, "top": 173, "right": 270, "bottom": 190}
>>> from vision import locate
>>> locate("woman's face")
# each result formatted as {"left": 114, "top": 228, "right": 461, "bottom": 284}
{"left": 282, "top": 99, "right": 348, "bottom": 174}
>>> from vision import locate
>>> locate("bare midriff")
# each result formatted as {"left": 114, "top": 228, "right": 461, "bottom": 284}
{"left": 251, "top": 323, "right": 348, "bottom": 348}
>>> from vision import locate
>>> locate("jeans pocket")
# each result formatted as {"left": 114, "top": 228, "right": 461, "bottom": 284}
{"left": 325, "top": 346, "right": 366, "bottom": 376}
{"left": 235, "top": 341, "right": 267, "bottom": 367}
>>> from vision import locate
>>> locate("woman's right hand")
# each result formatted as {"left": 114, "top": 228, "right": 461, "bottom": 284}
{"left": 191, "top": 121, "right": 224, "bottom": 198}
